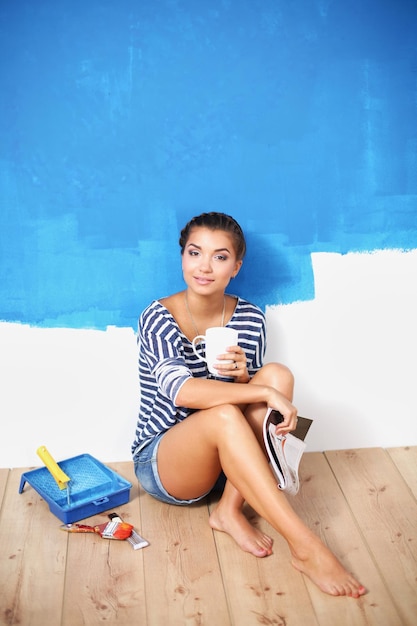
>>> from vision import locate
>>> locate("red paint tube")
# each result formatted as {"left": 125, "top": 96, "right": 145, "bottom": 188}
{"left": 108, "top": 512, "right": 149, "bottom": 550}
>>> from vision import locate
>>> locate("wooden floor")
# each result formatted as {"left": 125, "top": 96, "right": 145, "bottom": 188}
{"left": 1, "top": 446, "right": 416, "bottom": 626}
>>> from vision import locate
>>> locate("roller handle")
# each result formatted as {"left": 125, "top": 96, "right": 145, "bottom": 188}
{"left": 36, "top": 445, "right": 70, "bottom": 490}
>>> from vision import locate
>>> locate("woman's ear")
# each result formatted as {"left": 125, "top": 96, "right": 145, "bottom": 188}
{"left": 232, "top": 260, "right": 243, "bottom": 278}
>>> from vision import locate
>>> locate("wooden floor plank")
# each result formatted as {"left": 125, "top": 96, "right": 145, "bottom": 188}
{"left": 0, "top": 467, "right": 67, "bottom": 626}
{"left": 0, "top": 468, "right": 9, "bottom": 507}
{"left": 61, "top": 461, "right": 147, "bottom": 625}
{"left": 325, "top": 448, "right": 417, "bottom": 626}
{"left": 386, "top": 446, "right": 417, "bottom": 500}
{"left": 208, "top": 494, "right": 319, "bottom": 626}
{"left": 291, "top": 452, "right": 402, "bottom": 626}
{"left": 140, "top": 491, "right": 230, "bottom": 625}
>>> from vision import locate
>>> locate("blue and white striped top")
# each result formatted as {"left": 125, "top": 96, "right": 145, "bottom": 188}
{"left": 131, "top": 296, "right": 266, "bottom": 458}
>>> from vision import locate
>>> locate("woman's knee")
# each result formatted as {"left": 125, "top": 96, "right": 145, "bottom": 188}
{"left": 256, "top": 362, "right": 294, "bottom": 395}
{"left": 214, "top": 403, "right": 247, "bottom": 429}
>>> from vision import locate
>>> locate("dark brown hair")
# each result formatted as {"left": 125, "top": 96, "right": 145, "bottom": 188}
{"left": 179, "top": 212, "right": 246, "bottom": 260}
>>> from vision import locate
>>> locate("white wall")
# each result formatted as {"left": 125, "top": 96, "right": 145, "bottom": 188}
{"left": 265, "top": 249, "right": 417, "bottom": 451}
{"left": 1, "top": 249, "right": 416, "bottom": 469}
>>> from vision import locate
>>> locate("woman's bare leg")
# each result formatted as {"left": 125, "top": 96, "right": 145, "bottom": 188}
{"left": 209, "top": 479, "right": 274, "bottom": 557}
{"left": 209, "top": 363, "right": 293, "bottom": 557}
{"left": 157, "top": 366, "right": 366, "bottom": 597}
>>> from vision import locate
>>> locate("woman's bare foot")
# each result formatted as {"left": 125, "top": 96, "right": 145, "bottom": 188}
{"left": 291, "top": 535, "right": 366, "bottom": 597}
{"left": 209, "top": 503, "right": 273, "bottom": 557}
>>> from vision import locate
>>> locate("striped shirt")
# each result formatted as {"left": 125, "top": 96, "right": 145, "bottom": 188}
{"left": 131, "top": 296, "right": 266, "bottom": 458}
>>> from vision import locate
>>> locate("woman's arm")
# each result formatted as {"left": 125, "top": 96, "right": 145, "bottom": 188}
{"left": 175, "top": 376, "right": 295, "bottom": 420}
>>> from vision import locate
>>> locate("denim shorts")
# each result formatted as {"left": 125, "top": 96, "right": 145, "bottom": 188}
{"left": 133, "top": 432, "right": 226, "bottom": 506}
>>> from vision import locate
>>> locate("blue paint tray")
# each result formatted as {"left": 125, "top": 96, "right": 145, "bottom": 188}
{"left": 19, "top": 453, "right": 132, "bottom": 524}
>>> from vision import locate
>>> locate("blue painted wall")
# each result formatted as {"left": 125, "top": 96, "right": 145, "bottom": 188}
{"left": 1, "top": 0, "right": 416, "bottom": 328}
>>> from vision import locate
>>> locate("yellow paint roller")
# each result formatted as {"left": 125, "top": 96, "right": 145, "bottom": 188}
{"left": 37, "top": 446, "right": 71, "bottom": 505}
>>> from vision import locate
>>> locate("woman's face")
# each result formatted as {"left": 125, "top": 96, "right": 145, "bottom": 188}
{"left": 182, "top": 227, "right": 242, "bottom": 295}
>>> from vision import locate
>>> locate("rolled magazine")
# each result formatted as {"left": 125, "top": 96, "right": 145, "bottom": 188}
{"left": 263, "top": 408, "right": 313, "bottom": 496}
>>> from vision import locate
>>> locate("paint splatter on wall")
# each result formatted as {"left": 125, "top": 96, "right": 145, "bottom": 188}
{"left": 1, "top": 0, "right": 416, "bottom": 329}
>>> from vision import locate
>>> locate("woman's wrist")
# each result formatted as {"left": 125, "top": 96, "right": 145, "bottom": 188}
{"left": 237, "top": 371, "right": 251, "bottom": 384}
{"left": 263, "top": 385, "right": 278, "bottom": 406}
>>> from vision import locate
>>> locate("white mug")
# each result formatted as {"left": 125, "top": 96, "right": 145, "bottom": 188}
{"left": 192, "top": 326, "right": 239, "bottom": 375}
